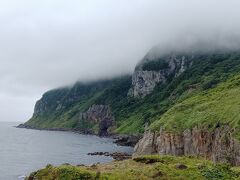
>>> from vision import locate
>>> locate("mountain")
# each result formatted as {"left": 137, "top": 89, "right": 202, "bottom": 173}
{"left": 21, "top": 47, "right": 240, "bottom": 164}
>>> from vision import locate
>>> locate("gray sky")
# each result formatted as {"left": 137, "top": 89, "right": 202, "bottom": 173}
{"left": 1, "top": 0, "right": 240, "bottom": 122}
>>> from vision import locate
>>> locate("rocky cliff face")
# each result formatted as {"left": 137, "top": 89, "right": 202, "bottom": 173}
{"left": 133, "top": 126, "right": 240, "bottom": 165}
{"left": 32, "top": 80, "right": 114, "bottom": 117}
{"left": 79, "top": 104, "right": 114, "bottom": 136}
{"left": 128, "top": 49, "right": 193, "bottom": 97}
{"left": 33, "top": 100, "right": 48, "bottom": 116}
{"left": 128, "top": 71, "right": 166, "bottom": 97}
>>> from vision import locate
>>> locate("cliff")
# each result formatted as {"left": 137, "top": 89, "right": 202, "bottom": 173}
{"left": 133, "top": 72, "right": 240, "bottom": 165}
{"left": 23, "top": 77, "right": 133, "bottom": 135}
{"left": 128, "top": 52, "right": 193, "bottom": 97}
{"left": 22, "top": 48, "right": 198, "bottom": 134}
{"left": 22, "top": 47, "right": 240, "bottom": 164}
{"left": 134, "top": 126, "right": 240, "bottom": 166}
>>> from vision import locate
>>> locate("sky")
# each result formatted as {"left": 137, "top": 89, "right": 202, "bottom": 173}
{"left": 1, "top": 0, "right": 240, "bottom": 122}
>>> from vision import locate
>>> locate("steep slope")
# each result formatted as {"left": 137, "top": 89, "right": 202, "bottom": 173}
{"left": 150, "top": 74, "right": 240, "bottom": 135}
{"left": 21, "top": 47, "right": 240, "bottom": 164}
{"left": 125, "top": 51, "right": 240, "bottom": 134}
{"left": 23, "top": 76, "right": 132, "bottom": 135}
{"left": 132, "top": 51, "right": 240, "bottom": 165}
{"left": 134, "top": 74, "right": 240, "bottom": 165}
{"left": 22, "top": 49, "right": 240, "bottom": 139}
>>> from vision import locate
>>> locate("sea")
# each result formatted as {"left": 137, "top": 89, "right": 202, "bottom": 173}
{"left": 0, "top": 122, "right": 133, "bottom": 180}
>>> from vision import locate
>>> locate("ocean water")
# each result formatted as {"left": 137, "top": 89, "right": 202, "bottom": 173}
{"left": 0, "top": 122, "right": 133, "bottom": 180}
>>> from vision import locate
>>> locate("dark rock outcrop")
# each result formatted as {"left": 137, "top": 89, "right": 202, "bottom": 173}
{"left": 175, "top": 164, "right": 187, "bottom": 170}
{"left": 79, "top": 105, "right": 114, "bottom": 136}
{"left": 133, "top": 126, "right": 240, "bottom": 165}
{"left": 17, "top": 124, "right": 29, "bottom": 128}
{"left": 113, "top": 135, "right": 141, "bottom": 147}
{"left": 87, "top": 151, "right": 132, "bottom": 161}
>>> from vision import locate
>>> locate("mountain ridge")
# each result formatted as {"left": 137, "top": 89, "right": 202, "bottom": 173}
{"left": 22, "top": 48, "right": 240, "bottom": 135}
{"left": 20, "top": 47, "right": 240, "bottom": 164}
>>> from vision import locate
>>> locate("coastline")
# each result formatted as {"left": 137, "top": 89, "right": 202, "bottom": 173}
{"left": 16, "top": 123, "right": 141, "bottom": 147}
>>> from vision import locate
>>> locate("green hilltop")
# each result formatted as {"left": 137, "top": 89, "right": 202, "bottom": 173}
{"left": 24, "top": 51, "right": 240, "bottom": 137}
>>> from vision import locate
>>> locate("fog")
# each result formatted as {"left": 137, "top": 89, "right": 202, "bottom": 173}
{"left": 1, "top": 0, "right": 240, "bottom": 122}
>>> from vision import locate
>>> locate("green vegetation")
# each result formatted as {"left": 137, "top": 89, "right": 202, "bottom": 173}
{"left": 25, "top": 51, "right": 240, "bottom": 136}
{"left": 27, "top": 155, "right": 240, "bottom": 180}
{"left": 25, "top": 77, "right": 133, "bottom": 133}
{"left": 151, "top": 74, "right": 240, "bottom": 139}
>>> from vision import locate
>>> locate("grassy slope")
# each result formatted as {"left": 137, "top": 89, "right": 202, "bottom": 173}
{"left": 117, "top": 52, "right": 240, "bottom": 135}
{"left": 27, "top": 155, "right": 240, "bottom": 180}
{"left": 150, "top": 73, "right": 240, "bottom": 139}
{"left": 25, "top": 52, "right": 240, "bottom": 135}
{"left": 114, "top": 52, "right": 240, "bottom": 134}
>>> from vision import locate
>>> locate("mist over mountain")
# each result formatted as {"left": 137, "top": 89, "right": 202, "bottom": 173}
{"left": 1, "top": 0, "right": 240, "bottom": 121}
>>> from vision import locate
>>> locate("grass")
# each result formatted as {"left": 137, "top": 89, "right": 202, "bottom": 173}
{"left": 150, "top": 74, "right": 240, "bottom": 139}
{"left": 26, "top": 155, "right": 240, "bottom": 180}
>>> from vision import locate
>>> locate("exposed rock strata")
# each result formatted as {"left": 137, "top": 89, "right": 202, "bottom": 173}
{"left": 128, "top": 71, "right": 166, "bottom": 97}
{"left": 128, "top": 52, "right": 193, "bottom": 97}
{"left": 133, "top": 126, "right": 240, "bottom": 165}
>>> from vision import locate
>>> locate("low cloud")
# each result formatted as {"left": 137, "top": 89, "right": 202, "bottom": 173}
{"left": 1, "top": 0, "right": 240, "bottom": 121}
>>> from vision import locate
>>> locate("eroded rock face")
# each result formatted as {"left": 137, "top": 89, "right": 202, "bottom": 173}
{"left": 33, "top": 100, "right": 48, "bottom": 116}
{"left": 133, "top": 126, "right": 240, "bottom": 165}
{"left": 133, "top": 131, "right": 157, "bottom": 155}
{"left": 128, "top": 71, "right": 166, "bottom": 97}
{"left": 79, "top": 105, "right": 114, "bottom": 136}
{"left": 128, "top": 51, "right": 193, "bottom": 97}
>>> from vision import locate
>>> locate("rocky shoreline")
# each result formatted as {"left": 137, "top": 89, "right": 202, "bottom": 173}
{"left": 17, "top": 124, "right": 141, "bottom": 147}
{"left": 87, "top": 151, "right": 132, "bottom": 161}
{"left": 112, "top": 134, "right": 142, "bottom": 147}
